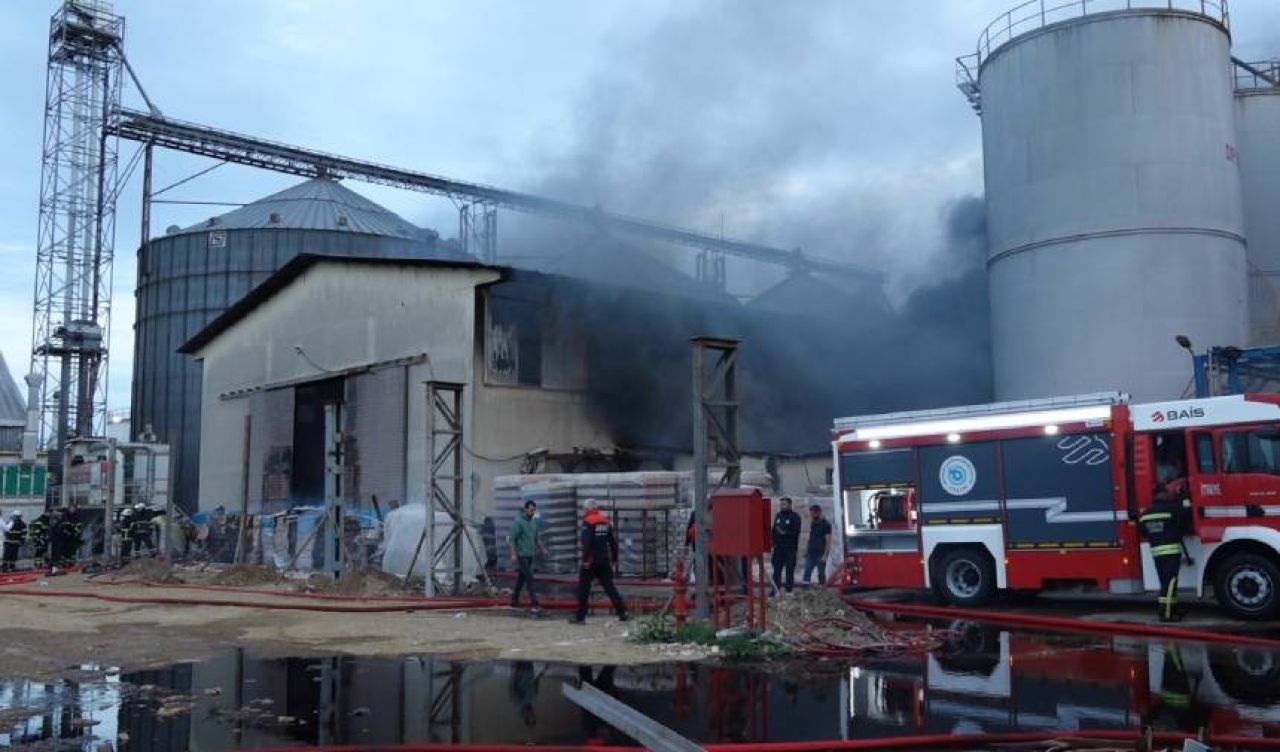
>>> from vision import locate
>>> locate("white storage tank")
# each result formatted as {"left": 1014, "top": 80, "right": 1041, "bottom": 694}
{"left": 1234, "top": 60, "right": 1280, "bottom": 344}
{"left": 961, "top": 3, "right": 1246, "bottom": 401}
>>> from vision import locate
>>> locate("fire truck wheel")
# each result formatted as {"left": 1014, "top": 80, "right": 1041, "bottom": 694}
{"left": 1213, "top": 551, "right": 1280, "bottom": 620}
{"left": 935, "top": 547, "right": 996, "bottom": 607}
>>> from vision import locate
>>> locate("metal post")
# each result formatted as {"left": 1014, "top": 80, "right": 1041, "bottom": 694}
{"left": 690, "top": 337, "right": 741, "bottom": 621}
{"left": 103, "top": 438, "right": 116, "bottom": 563}
{"left": 425, "top": 382, "right": 489, "bottom": 596}
{"left": 140, "top": 141, "right": 153, "bottom": 253}
{"left": 323, "top": 403, "right": 343, "bottom": 580}
{"left": 234, "top": 414, "right": 251, "bottom": 564}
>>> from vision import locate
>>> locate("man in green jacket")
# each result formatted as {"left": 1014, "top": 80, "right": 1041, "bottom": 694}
{"left": 510, "top": 501, "right": 548, "bottom": 612}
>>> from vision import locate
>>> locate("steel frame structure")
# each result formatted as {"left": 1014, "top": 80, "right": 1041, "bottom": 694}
{"left": 690, "top": 336, "right": 741, "bottom": 621}
{"left": 107, "top": 108, "right": 882, "bottom": 282}
{"left": 424, "top": 381, "right": 490, "bottom": 596}
{"left": 31, "top": 1, "right": 125, "bottom": 500}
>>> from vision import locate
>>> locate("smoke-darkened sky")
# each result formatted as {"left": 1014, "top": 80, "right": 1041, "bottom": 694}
{"left": 0, "top": 1, "right": 1278, "bottom": 411}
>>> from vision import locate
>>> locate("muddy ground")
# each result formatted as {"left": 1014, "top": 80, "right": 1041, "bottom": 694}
{"left": 0, "top": 573, "right": 709, "bottom": 681}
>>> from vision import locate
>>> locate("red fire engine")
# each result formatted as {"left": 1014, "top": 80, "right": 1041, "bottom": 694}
{"left": 833, "top": 392, "right": 1280, "bottom": 619}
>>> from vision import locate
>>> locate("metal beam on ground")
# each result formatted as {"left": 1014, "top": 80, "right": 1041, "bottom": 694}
{"left": 563, "top": 681, "right": 705, "bottom": 752}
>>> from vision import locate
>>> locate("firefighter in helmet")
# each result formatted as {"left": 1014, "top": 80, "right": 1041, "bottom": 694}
{"left": 29, "top": 510, "right": 49, "bottom": 570}
{"left": 1139, "top": 463, "right": 1194, "bottom": 622}
{"left": 130, "top": 503, "right": 154, "bottom": 558}
{"left": 2, "top": 511, "right": 26, "bottom": 572}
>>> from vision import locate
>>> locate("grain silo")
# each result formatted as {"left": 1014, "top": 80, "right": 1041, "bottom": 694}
{"left": 132, "top": 177, "right": 457, "bottom": 510}
{"left": 1234, "top": 60, "right": 1280, "bottom": 344}
{"left": 959, "top": 2, "right": 1246, "bottom": 401}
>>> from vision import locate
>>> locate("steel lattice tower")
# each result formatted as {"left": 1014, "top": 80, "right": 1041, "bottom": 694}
{"left": 30, "top": 1, "right": 123, "bottom": 498}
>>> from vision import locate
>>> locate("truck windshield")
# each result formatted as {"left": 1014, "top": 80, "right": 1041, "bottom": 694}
{"left": 1221, "top": 428, "right": 1280, "bottom": 474}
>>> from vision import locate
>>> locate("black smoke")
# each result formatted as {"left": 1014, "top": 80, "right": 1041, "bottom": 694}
{"left": 495, "top": 2, "right": 992, "bottom": 453}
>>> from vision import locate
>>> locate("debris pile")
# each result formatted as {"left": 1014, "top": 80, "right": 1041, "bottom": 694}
{"left": 300, "top": 567, "right": 413, "bottom": 597}
{"left": 766, "top": 588, "right": 946, "bottom": 655}
{"left": 118, "top": 558, "right": 185, "bottom": 584}
{"left": 210, "top": 564, "right": 286, "bottom": 587}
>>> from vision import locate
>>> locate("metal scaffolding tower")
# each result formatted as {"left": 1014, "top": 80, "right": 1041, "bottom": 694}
{"left": 690, "top": 337, "right": 741, "bottom": 621}
{"left": 30, "top": 1, "right": 125, "bottom": 500}
{"left": 423, "top": 382, "right": 490, "bottom": 596}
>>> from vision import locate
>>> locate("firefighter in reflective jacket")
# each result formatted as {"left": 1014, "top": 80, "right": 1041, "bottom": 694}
{"left": 2, "top": 512, "right": 26, "bottom": 572}
{"left": 1139, "top": 477, "right": 1193, "bottom": 622}
{"left": 130, "top": 503, "right": 155, "bottom": 558}
{"left": 569, "top": 499, "right": 629, "bottom": 624}
{"left": 29, "top": 512, "right": 49, "bottom": 569}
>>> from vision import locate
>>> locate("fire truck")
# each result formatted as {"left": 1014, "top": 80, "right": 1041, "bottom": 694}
{"left": 832, "top": 392, "right": 1280, "bottom": 619}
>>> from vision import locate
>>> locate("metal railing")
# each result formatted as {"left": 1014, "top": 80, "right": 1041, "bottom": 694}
{"left": 1234, "top": 59, "right": 1280, "bottom": 91}
{"left": 956, "top": 0, "right": 1230, "bottom": 113}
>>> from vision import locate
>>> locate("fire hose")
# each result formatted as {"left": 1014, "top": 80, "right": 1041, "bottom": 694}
{"left": 842, "top": 594, "right": 1280, "bottom": 650}
{"left": 229, "top": 728, "right": 1280, "bottom": 751}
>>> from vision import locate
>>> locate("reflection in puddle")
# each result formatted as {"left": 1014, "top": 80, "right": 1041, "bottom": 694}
{"left": 3, "top": 625, "right": 1280, "bottom": 749}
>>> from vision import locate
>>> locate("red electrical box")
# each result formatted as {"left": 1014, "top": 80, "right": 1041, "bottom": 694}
{"left": 708, "top": 488, "right": 771, "bottom": 556}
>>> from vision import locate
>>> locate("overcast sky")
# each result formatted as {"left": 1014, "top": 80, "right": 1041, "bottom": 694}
{"left": 1, "top": 0, "right": 1278, "bottom": 413}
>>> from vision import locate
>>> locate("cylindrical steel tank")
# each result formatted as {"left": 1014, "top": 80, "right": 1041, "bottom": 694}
{"left": 1235, "top": 61, "right": 1280, "bottom": 344}
{"left": 132, "top": 178, "right": 450, "bottom": 510}
{"left": 971, "top": 3, "right": 1245, "bottom": 401}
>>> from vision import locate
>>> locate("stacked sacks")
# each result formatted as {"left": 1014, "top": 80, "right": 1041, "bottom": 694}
{"left": 574, "top": 472, "right": 679, "bottom": 578}
{"left": 492, "top": 474, "right": 579, "bottom": 574}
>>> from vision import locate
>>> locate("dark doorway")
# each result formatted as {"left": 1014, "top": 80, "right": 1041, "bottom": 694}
{"left": 292, "top": 378, "right": 344, "bottom": 505}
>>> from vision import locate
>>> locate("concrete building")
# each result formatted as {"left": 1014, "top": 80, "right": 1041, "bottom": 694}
{"left": 962, "top": 3, "right": 1247, "bottom": 401}
{"left": 180, "top": 252, "right": 850, "bottom": 524}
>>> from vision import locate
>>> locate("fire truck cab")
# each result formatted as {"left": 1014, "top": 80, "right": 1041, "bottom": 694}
{"left": 833, "top": 392, "right": 1280, "bottom": 619}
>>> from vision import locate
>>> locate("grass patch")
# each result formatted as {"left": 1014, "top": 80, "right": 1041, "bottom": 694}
{"left": 631, "top": 617, "right": 717, "bottom": 645}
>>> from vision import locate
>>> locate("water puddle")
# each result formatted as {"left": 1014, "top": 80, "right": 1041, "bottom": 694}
{"left": 3, "top": 624, "right": 1280, "bottom": 749}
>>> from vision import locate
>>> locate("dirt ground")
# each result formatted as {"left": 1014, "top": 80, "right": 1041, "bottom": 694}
{"left": 0, "top": 573, "right": 709, "bottom": 682}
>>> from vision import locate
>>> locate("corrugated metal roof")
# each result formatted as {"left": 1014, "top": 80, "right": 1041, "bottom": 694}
{"left": 0, "top": 353, "right": 25, "bottom": 426}
{"left": 171, "top": 178, "right": 424, "bottom": 239}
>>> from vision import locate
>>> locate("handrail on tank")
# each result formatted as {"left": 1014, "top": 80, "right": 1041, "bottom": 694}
{"left": 968, "top": 0, "right": 1229, "bottom": 71}
{"left": 1234, "top": 58, "right": 1280, "bottom": 91}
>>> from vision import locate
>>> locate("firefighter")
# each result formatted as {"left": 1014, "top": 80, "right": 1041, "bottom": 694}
{"left": 1143, "top": 641, "right": 1210, "bottom": 736}
{"left": 130, "top": 503, "right": 155, "bottom": 558}
{"left": 1139, "top": 474, "right": 1193, "bottom": 622}
{"left": 569, "top": 499, "right": 629, "bottom": 624}
{"left": 29, "top": 511, "right": 49, "bottom": 570}
{"left": 2, "top": 511, "right": 26, "bottom": 572}
{"left": 51, "top": 507, "right": 83, "bottom": 570}
{"left": 118, "top": 506, "right": 135, "bottom": 562}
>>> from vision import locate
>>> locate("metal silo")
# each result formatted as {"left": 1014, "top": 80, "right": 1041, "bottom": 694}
{"left": 1235, "top": 60, "right": 1280, "bottom": 344}
{"left": 132, "top": 178, "right": 452, "bottom": 510}
{"left": 958, "top": 2, "right": 1246, "bottom": 401}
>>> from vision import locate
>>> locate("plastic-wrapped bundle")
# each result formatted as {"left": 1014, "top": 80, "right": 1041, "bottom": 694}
{"left": 521, "top": 479, "right": 578, "bottom": 574}
{"left": 378, "top": 504, "right": 480, "bottom": 582}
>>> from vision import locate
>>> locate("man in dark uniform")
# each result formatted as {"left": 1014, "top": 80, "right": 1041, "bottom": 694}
{"left": 1139, "top": 473, "right": 1193, "bottom": 622}
{"left": 2, "top": 512, "right": 26, "bottom": 572}
{"left": 570, "top": 499, "right": 629, "bottom": 624}
{"left": 29, "top": 511, "right": 49, "bottom": 570}
{"left": 771, "top": 497, "right": 802, "bottom": 594}
{"left": 118, "top": 507, "right": 135, "bottom": 562}
{"left": 130, "top": 503, "right": 155, "bottom": 558}
{"left": 52, "top": 507, "right": 83, "bottom": 570}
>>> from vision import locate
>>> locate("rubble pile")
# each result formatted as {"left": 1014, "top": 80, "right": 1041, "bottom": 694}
{"left": 211, "top": 564, "right": 286, "bottom": 587}
{"left": 301, "top": 567, "right": 413, "bottom": 597}
{"left": 118, "top": 558, "right": 185, "bottom": 584}
{"left": 766, "top": 588, "right": 944, "bottom": 655}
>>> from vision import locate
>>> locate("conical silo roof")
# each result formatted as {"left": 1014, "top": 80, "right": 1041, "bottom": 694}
{"left": 171, "top": 177, "right": 424, "bottom": 239}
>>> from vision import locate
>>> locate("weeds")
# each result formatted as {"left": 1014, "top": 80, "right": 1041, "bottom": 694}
{"left": 631, "top": 617, "right": 792, "bottom": 661}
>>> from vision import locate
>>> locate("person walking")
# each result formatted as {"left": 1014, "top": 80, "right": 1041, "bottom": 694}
{"left": 2, "top": 511, "right": 26, "bottom": 572}
{"left": 771, "top": 497, "right": 802, "bottom": 594}
{"left": 1139, "top": 475, "right": 1193, "bottom": 622}
{"left": 802, "top": 504, "right": 833, "bottom": 586}
{"left": 569, "top": 499, "right": 628, "bottom": 624}
{"left": 510, "top": 500, "right": 548, "bottom": 613}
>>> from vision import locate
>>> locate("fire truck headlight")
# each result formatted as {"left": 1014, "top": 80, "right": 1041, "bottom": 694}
{"left": 1044, "top": 425, "right": 1059, "bottom": 435}
{"left": 947, "top": 433, "right": 962, "bottom": 443}
{"left": 869, "top": 439, "right": 882, "bottom": 449}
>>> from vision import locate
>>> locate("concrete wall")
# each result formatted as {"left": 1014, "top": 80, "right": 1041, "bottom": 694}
{"left": 193, "top": 261, "right": 500, "bottom": 511}
{"left": 980, "top": 9, "right": 1246, "bottom": 401}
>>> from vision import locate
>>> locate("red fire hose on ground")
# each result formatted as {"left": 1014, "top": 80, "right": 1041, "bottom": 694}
{"left": 232, "top": 729, "right": 1280, "bottom": 751}
{"left": 843, "top": 593, "right": 1280, "bottom": 650}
